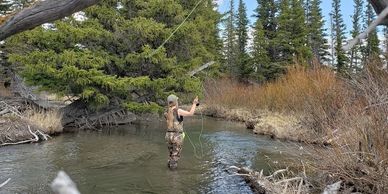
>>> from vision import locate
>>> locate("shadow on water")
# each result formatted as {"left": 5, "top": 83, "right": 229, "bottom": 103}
{"left": 0, "top": 117, "right": 305, "bottom": 194}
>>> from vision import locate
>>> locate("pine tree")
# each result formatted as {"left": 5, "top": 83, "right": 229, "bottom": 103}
{"left": 236, "top": 0, "right": 250, "bottom": 79}
{"left": 255, "top": 0, "right": 277, "bottom": 61}
{"left": 252, "top": 0, "right": 281, "bottom": 80}
{"left": 350, "top": 0, "right": 363, "bottom": 71}
{"left": 274, "top": 0, "right": 310, "bottom": 64}
{"left": 364, "top": 2, "right": 380, "bottom": 62}
{"left": 5, "top": 0, "right": 220, "bottom": 111}
{"left": 307, "top": 0, "right": 329, "bottom": 64}
{"left": 289, "top": 0, "right": 311, "bottom": 63}
{"left": 274, "top": 0, "right": 293, "bottom": 62}
{"left": 223, "top": 0, "right": 237, "bottom": 75}
{"left": 331, "top": 0, "right": 348, "bottom": 73}
{"left": 252, "top": 19, "right": 271, "bottom": 82}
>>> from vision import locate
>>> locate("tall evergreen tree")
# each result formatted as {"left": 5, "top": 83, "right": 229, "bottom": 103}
{"left": 331, "top": 0, "right": 348, "bottom": 73}
{"left": 252, "top": 19, "right": 270, "bottom": 82}
{"left": 350, "top": 0, "right": 363, "bottom": 71}
{"left": 236, "top": 0, "right": 250, "bottom": 79}
{"left": 307, "top": 0, "right": 328, "bottom": 64}
{"left": 364, "top": 1, "right": 380, "bottom": 62}
{"left": 236, "top": 0, "right": 248, "bottom": 56}
{"left": 252, "top": 0, "right": 281, "bottom": 80}
{"left": 289, "top": 0, "right": 311, "bottom": 63}
{"left": 5, "top": 0, "right": 220, "bottom": 111}
{"left": 304, "top": 0, "right": 311, "bottom": 20}
{"left": 274, "top": 0, "right": 310, "bottom": 64}
{"left": 274, "top": 0, "right": 293, "bottom": 62}
{"left": 223, "top": 0, "right": 237, "bottom": 74}
{"left": 255, "top": 0, "right": 277, "bottom": 61}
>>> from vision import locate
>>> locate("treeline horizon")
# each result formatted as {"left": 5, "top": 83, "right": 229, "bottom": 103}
{"left": 221, "top": 0, "right": 385, "bottom": 82}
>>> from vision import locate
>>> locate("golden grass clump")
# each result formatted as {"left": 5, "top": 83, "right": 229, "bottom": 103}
{"left": 24, "top": 108, "right": 63, "bottom": 135}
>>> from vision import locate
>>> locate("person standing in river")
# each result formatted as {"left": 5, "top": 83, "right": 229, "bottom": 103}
{"left": 165, "top": 94, "right": 199, "bottom": 170}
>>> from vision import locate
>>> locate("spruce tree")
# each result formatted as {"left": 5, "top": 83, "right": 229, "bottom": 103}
{"left": 307, "top": 0, "right": 328, "bottom": 64}
{"left": 252, "top": 0, "right": 281, "bottom": 80}
{"left": 223, "top": 0, "right": 237, "bottom": 75}
{"left": 274, "top": 0, "right": 293, "bottom": 62}
{"left": 255, "top": 0, "right": 277, "bottom": 61}
{"left": 289, "top": 0, "right": 311, "bottom": 63}
{"left": 252, "top": 19, "right": 270, "bottom": 82}
{"left": 331, "top": 0, "right": 348, "bottom": 73}
{"left": 274, "top": 0, "right": 310, "bottom": 64}
{"left": 364, "top": 2, "right": 380, "bottom": 62}
{"left": 236, "top": 0, "right": 250, "bottom": 79}
{"left": 350, "top": 0, "right": 363, "bottom": 71}
{"left": 5, "top": 0, "right": 220, "bottom": 111}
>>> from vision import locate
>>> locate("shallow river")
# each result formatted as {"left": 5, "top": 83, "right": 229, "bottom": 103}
{"left": 0, "top": 117, "right": 305, "bottom": 194}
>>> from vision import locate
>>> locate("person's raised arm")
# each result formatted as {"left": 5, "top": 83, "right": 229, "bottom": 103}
{"left": 178, "top": 96, "right": 198, "bottom": 117}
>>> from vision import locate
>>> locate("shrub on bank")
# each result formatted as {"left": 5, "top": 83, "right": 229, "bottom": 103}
{"left": 205, "top": 64, "right": 387, "bottom": 193}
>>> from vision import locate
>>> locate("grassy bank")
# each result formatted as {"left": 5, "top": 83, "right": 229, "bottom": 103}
{"left": 0, "top": 104, "right": 63, "bottom": 146}
{"left": 204, "top": 64, "right": 387, "bottom": 193}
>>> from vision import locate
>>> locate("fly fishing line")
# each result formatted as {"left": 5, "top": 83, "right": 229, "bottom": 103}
{"left": 148, "top": 0, "right": 204, "bottom": 58}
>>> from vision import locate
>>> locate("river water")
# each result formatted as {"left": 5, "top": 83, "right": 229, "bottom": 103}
{"left": 0, "top": 117, "right": 305, "bottom": 194}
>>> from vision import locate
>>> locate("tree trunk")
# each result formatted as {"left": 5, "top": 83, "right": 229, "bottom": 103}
{"left": 0, "top": 0, "right": 101, "bottom": 40}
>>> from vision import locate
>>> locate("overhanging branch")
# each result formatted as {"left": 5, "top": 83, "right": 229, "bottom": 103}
{"left": 0, "top": 0, "right": 101, "bottom": 40}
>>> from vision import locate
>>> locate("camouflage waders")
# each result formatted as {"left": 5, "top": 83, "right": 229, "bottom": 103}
{"left": 165, "top": 108, "right": 184, "bottom": 170}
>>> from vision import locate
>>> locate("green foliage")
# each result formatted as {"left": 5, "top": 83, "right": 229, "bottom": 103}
{"left": 223, "top": 0, "right": 237, "bottom": 74}
{"left": 331, "top": 0, "right": 348, "bottom": 73}
{"left": 123, "top": 102, "right": 163, "bottom": 114}
{"left": 236, "top": 0, "right": 249, "bottom": 76}
{"left": 251, "top": 0, "right": 281, "bottom": 81}
{"left": 306, "top": 0, "right": 328, "bottom": 64}
{"left": 5, "top": 0, "right": 220, "bottom": 111}
{"left": 350, "top": 0, "right": 363, "bottom": 71}
{"left": 364, "top": 2, "right": 380, "bottom": 62}
{"left": 251, "top": 20, "right": 270, "bottom": 82}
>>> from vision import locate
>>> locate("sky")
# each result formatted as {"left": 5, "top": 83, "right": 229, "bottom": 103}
{"left": 216, "top": 0, "right": 355, "bottom": 35}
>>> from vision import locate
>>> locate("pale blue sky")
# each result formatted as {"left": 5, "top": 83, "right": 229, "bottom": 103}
{"left": 217, "top": 0, "right": 355, "bottom": 35}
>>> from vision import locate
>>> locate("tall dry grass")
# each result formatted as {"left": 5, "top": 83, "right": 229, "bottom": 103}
{"left": 205, "top": 64, "right": 387, "bottom": 193}
{"left": 205, "top": 66, "right": 346, "bottom": 135}
{"left": 24, "top": 108, "right": 63, "bottom": 135}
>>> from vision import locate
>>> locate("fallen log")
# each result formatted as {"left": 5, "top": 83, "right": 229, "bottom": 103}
{"left": 0, "top": 125, "right": 40, "bottom": 146}
{"left": 60, "top": 100, "right": 137, "bottom": 129}
{"left": 229, "top": 166, "right": 308, "bottom": 194}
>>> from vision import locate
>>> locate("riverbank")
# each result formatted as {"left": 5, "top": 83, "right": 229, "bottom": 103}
{"left": 196, "top": 104, "right": 326, "bottom": 144}
{"left": 203, "top": 65, "right": 388, "bottom": 193}
{"left": 0, "top": 99, "right": 63, "bottom": 146}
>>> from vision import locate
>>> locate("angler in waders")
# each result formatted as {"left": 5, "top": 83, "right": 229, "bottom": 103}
{"left": 165, "top": 94, "right": 199, "bottom": 170}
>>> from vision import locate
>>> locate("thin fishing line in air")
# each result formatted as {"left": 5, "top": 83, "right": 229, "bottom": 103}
{"left": 147, "top": 0, "right": 204, "bottom": 58}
